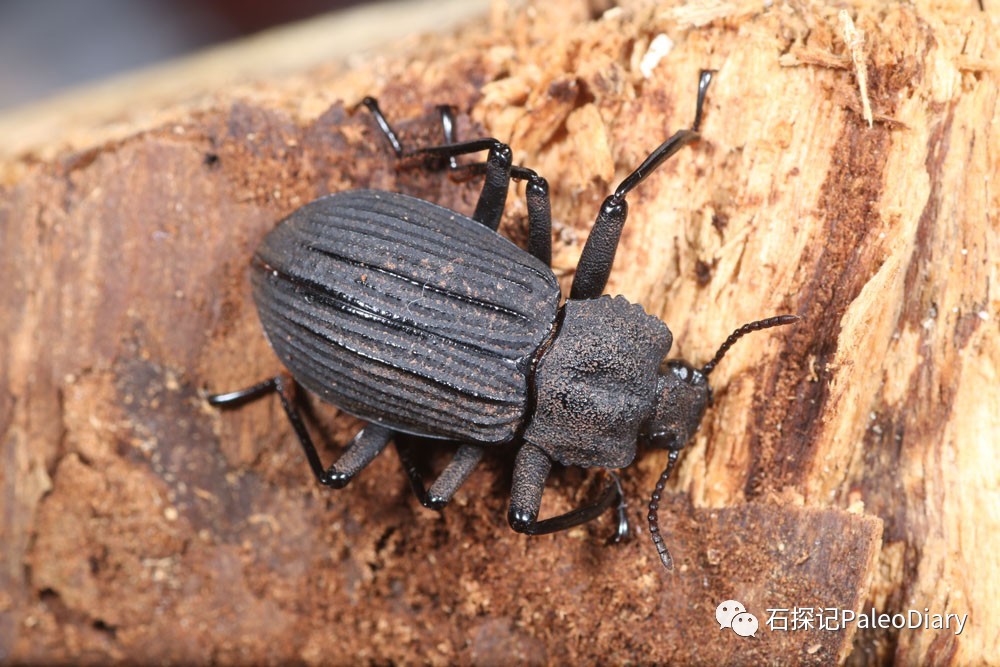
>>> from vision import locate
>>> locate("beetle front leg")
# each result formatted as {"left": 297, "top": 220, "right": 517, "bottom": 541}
{"left": 569, "top": 70, "right": 713, "bottom": 300}
{"left": 508, "top": 443, "right": 629, "bottom": 542}
{"left": 207, "top": 374, "right": 392, "bottom": 488}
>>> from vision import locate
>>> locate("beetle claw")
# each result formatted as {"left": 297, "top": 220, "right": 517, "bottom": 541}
{"left": 608, "top": 507, "right": 630, "bottom": 545}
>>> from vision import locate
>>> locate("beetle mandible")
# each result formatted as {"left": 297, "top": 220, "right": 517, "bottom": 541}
{"left": 208, "top": 71, "right": 797, "bottom": 569}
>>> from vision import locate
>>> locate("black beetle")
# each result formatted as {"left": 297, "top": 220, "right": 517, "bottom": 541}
{"left": 208, "top": 71, "right": 797, "bottom": 568}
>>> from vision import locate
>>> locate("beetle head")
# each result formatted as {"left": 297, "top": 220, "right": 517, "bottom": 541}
{"left": 641, "top": 360, "right": 711, "bottom": 455}
{"left": 645, "top": 314, "right": 800, "bottom": 570}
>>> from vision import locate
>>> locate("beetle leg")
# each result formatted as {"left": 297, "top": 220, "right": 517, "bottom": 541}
{"left": 428, "top": 444, "right": 486, "bottom": 508}
{"left": 206, "top": 376, "right": 281, "bottom": 406}
{"left": 268, "top": 376, "right": 395, "bottom": 488}
{"left": 373, "top": 135, "right": 514, "bottom": 232}
{"left": 360, "top": 97, "right": 553, "bottom": 255}
{"left": 420, "top": 160, "right": 552, "bottom": 264}
{"left": 207, "top": 374, "right": 392, "bottom": 489}
{"left": 360, "top": 99, "right": 506, "bottom": 165}
{"left": 437, "top": 104, "right": 462, "bottom": 173}
{"left": 570, "top": 70, "right": 713, "bottom": 300}
{"left": 437, "top": 105, "right": 552, "bottom": 262}
{"left": 508, "top": 443, "right": 628, "bottom": 540}
{"left": 359, "top": 96, "right": 406, "bottom": 157}
{"left": 361, "top": 98, "right": 511, "bottom": 225}
{"left": 324, "top": 424, "right": 394, "bottom": 488}
{"left": 521, "top": 169, "right": 552, "bottom": 266}
{"left": 396, "top": 441, "right": 485, "bottom": 510}
{"left": 425, "top": 160, "right": 553, "bottom": 265}
{"left": 361, "top": 98, "right": 526, "bottom": 233}
{"left": 454, "top": 164, "right": 552, "bottom": 265}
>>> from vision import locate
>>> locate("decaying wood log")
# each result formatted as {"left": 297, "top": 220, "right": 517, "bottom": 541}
{"left": 1, "top": 0, "right": 996, "bottom": 664}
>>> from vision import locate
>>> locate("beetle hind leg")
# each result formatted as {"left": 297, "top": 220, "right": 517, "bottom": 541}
{"left": 207, "top": 373, "right": 392, "bottom": 488}
{"left": 508, "top": 443, "right": 629, "bottom": 542}
{"left": 395, "top": 440, "right": 485, "bottom": 510}
{"left": 438, "top": 104, "right": 552, "bottom": 265}
{"left": 323, "top": 423, "right": 394, "bottom": 488}
{"left": 359, "top": 98, "right": 552, "bottom": 264}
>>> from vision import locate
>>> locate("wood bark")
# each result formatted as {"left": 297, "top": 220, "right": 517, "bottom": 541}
{"left": 1, "top": 0, "right": 996, "bottom": 664}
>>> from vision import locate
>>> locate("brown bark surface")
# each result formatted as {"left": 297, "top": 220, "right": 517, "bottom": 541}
{"left": 1, "top": 1, "right": 996, "bottom": 665}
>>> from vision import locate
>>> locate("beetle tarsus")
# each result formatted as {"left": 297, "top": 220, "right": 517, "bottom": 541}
{"left": 206, "top": 376, "right": 280, "bottom": 406}
{"left": 608, "top": 471, "right": 630, "bottom": 544}
{"left": 358, "top": 97, "right": 404, "bottom": 157}
{"left": 692, "top": 69, "right": 714, "bottom": 132}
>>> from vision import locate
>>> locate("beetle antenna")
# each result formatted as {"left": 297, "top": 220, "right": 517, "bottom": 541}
{"left": 700, "top": 315, "right": 799, "bottom": 377}
{"left": 647, "top": 449, "right": 681, "bottom": 570}
{"left": 648, "top": 314, "right": 799, "bottom": 570}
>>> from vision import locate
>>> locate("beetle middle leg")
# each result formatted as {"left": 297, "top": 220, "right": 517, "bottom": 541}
{"left": 207, "top": 373, "right": 392, "bottom": 488}
{"left": 508, "top": 443, "right": 629, "bottom": 542}
{"left": 395, "top": 439, "right": 485, "bottom": 510}
{"left": 360, "top": 98, "right": 552, "bottom": 265}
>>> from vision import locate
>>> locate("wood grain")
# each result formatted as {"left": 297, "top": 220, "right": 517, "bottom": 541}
{"left": 1, "top": 0, "right": 996, "bottom": 664}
